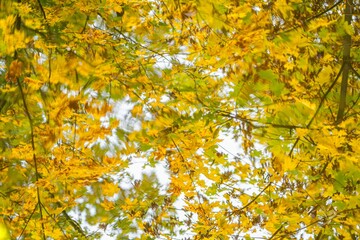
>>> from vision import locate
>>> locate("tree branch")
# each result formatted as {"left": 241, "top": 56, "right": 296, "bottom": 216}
{"left": 336, "top": 0, "right": 353, "bottom": 124}
{"left": 17, "top": 76, "right": 46, "bottom": 240}
{"left": 62, "top": 210, "right": 87, "bottom": 238}
{"left": 306, "top": 0, "right": 343, "bottom": 22}
{"left": 289, "top": 64, "right": 344, "bottom": 156}
{"left": 218, "top": 111, "right": 319, "bottom": 130}
{"left": 268, "top": 224, "right": 284, "bottom": 240}
{"left": 230, "top": 182, "right": 271, "bottom": 217}
{"left": 36, "top": 0, "right": 47, "bottom": 20}
{"left": 350, "top": 64, "right": 360, "bottom": 79}
{"left": 308, "top": 64, "right": 344, "bottom": 127}
{"left": 18, "top": 205, "right": 37, "bottom": 239}
{"left": 40, "top": 202, "right": 70, "bottom": 239}
{"left": 276, "top": 0, "right": 343, "bottom": 35}
{"left": 240, "top": 182, "right": 271, "bottom": 211}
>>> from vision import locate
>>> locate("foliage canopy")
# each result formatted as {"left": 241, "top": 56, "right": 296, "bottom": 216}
{"left": 1, "top": 0, "right": 360, "bottom": 239}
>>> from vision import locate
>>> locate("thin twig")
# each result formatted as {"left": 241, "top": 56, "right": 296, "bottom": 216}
{"left": 18, "top": 205, "right": 37, "bottom": 239}
{"left": 306, "top": 0, "right": 343, "bottom": 22}
{"left": 308, "top": 64, "right": 344, "bottom": 127}
{"left": 239, "top": 182, "right": 271, "bottom": 211}
{"left": 219, "top": 110, "right": 319, "bottom": 130}
{"left": 276, "top": 0, "right": 343, "bottom": 35}
{"left": 230, "top": 182, "right": 272, "bottom": 217}
{"left": 62, "top": 210, "right": 87, "bottom": 238}
{"left": 268, "top": 224, "right": 284, "bottom": 240}
{"left": 289, "top": 138, "right": 300, "bottom": 157}
{"left": 40, "top": 202, "right": 70, "bottom": 239}
{"left": 289, "top": 64, "right": 344, "bottom": 156}
{"left": 344, "top": 92, "right": 360, "bottom": 117}
{"left": 351, "top": 65, "right": 360, "bottom": 79}
{"left": 80, "top": 15, "right": 89, "bottom": 34}
{"left": 17, "top": 76, "right": 46, "bottom": 240}
{"left": 36, "top": 0, "right": 47, "bottom": 20}
{"left": 171, "top": 138, "right": 212, "bottom": 232}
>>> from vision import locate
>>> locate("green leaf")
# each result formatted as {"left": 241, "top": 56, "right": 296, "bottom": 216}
{"left": 258, "top": 69, "right": 278, "bottom": 82}
{"left": 213, "top": 4, "right": 228, "bottom": 15}
{"left": 269, "top": 80, "right": 285, "bottom": 96}
{"left": 333, "top": 200, "right": 346, "bottom": 211}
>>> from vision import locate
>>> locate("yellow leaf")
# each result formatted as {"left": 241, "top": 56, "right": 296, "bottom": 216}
{"left": 317, "top": 66, "right": 333, "bottom": 85}
{"left": 283, "top": 156, "right": 297, "bottom": 172}
{"left": 102, "top": 181, "right": 119, "bottom": 197}
{"left": 296, "top": 128, "right": 308, "bottom": 138}
{"left": 101, "top": 199, "right": 115, "bottom": 211}
{"left": 131, "top": 105, "right": 143, "bottom": 116}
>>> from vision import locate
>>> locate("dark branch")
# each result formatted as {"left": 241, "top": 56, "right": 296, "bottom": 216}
{"left": 344, "top": 92, "right": 360, "bottom": 117}
{"left": 218, "top": 111, "right": 317, "bottom": 130}
{"left": 80, "top": 15, "right": 89, "bottom": 34}
{"left": 289, "top": 137, "right": 300, "bottom": 157}
{"left": 306, "top": 0, "right": 343, "bottom": 22}
{"left": 40, "top": 202, "right": 70, "bottom": 239}
{"left": 17, "top": 76, "right": 46, "bottom": 240}
{"left": 19, "top": 205, "right": 37, "bottom": 239}
{"left": 350, "top": 64, "right": 360, "bottom": 79}
{"left": 230, "top": 182, "right": 272, "bottom": 217}
{"left": 308, "top": 64, "right": 344, "bottom": 127}
{"left": 277, "top": 0, "right": 344, "bottom": 35}
{"left": 62, "top": 210, "right": 87, "bottom": 238}
{"left": 268, "top": 224, "right": 284, "bottom": 240}
{"left": 239, "top": 182, "right": 271, "bottom": 211}
{"left": 336, "top": 0, "right": 353, "bottom": 124}
{"left": 289, "top": 64, "right": 344, "bottom": 156}
{"left": 36, "top": 0, "right": 47, "bottom": 20}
